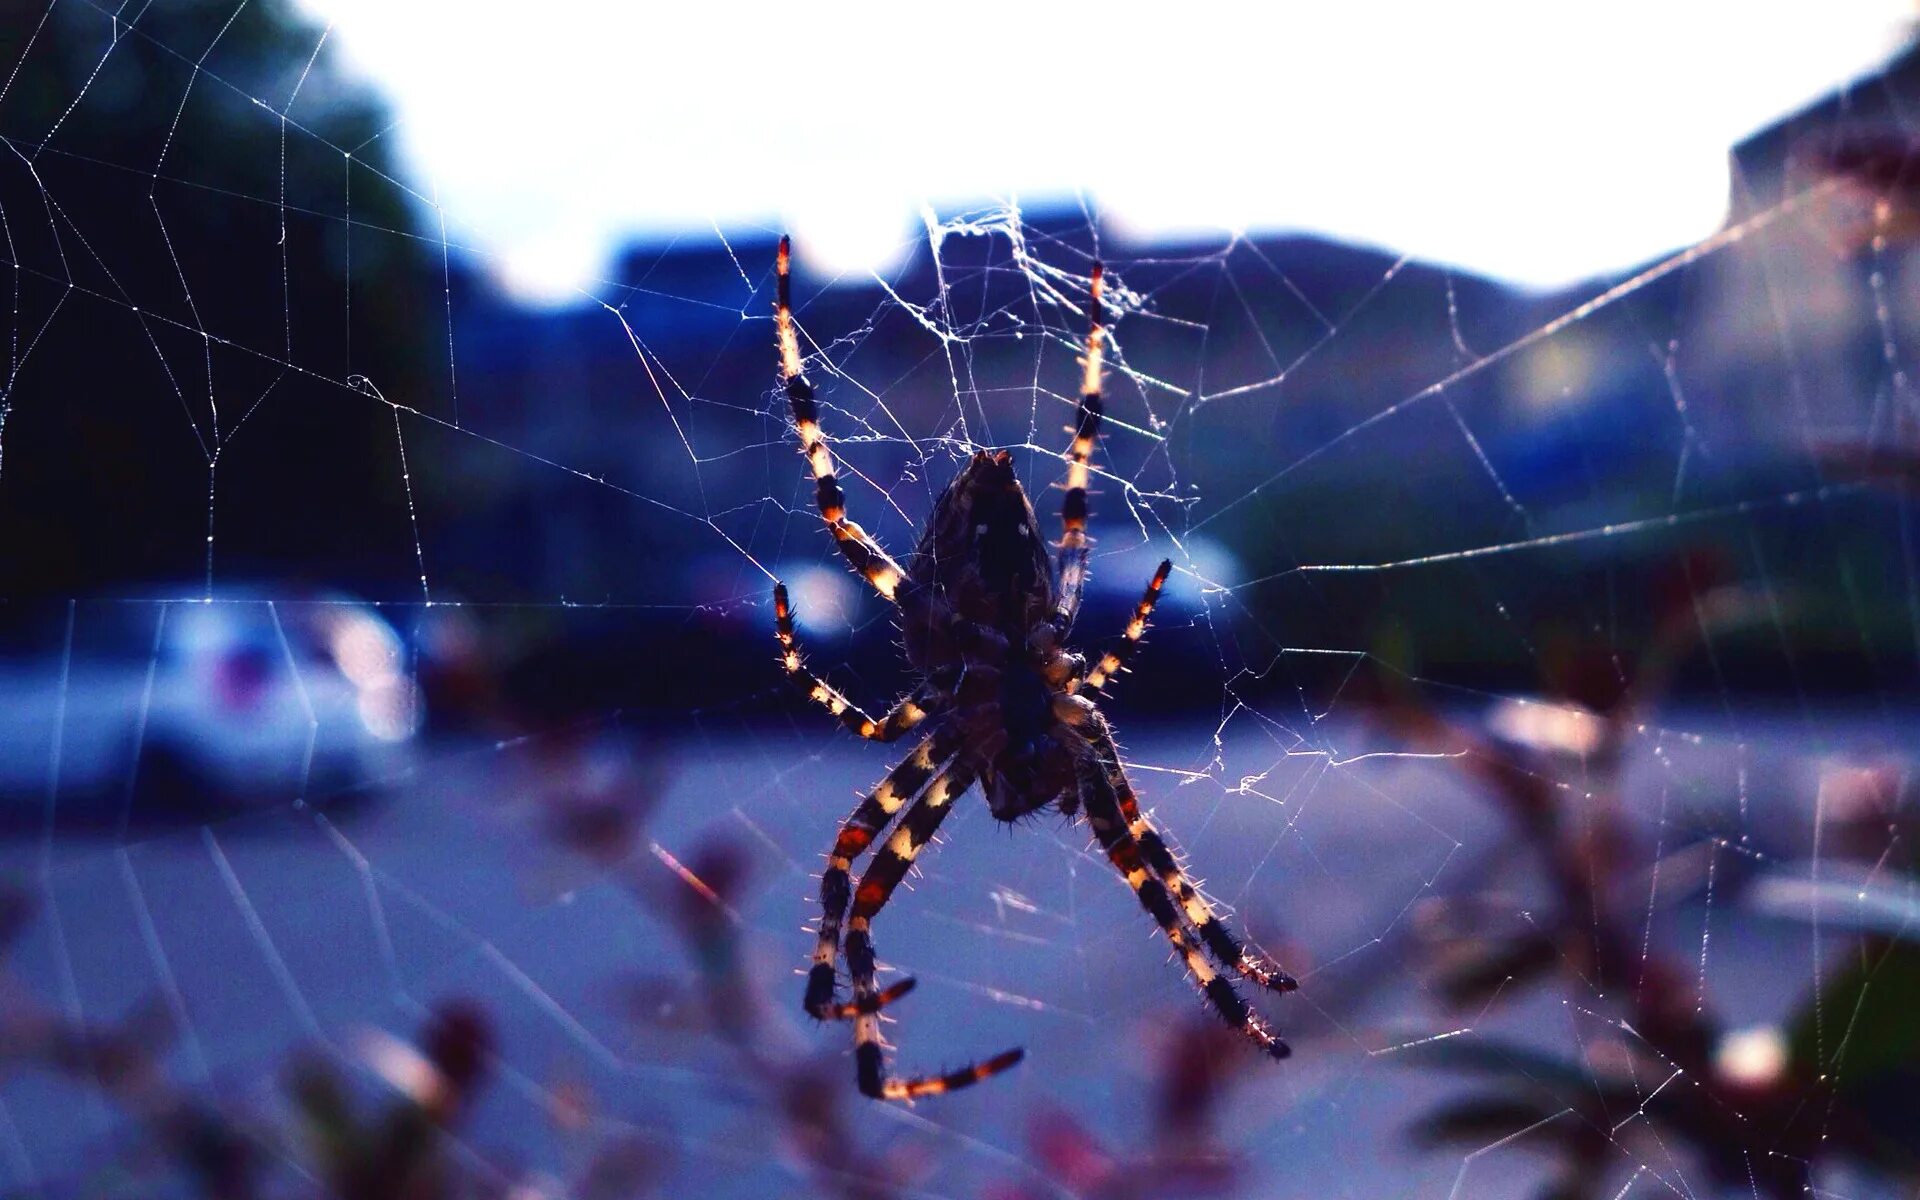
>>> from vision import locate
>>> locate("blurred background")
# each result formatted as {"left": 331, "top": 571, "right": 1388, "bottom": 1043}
{"left": 2, "top": 1, "right": 1919, "bottom": 1196}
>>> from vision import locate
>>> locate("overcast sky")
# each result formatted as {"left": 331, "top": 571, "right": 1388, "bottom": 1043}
{"left": 294, "top": 0, "right": 1914, "bottom": 304}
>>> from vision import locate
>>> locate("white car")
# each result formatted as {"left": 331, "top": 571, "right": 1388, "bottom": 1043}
{"left": 0, "top": 593, "right": 421, "bottom": 827}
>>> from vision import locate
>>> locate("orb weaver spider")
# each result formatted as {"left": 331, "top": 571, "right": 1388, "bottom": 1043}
{"left": 771, "top": 239, "right": 1294, "bottom": 1100}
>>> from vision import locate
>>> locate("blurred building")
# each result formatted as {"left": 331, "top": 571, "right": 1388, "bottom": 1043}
{"left": 6, "top": 11, "right": 1916, "bottom": 719}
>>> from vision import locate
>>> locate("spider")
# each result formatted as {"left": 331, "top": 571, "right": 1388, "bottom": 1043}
{"left": 770, "top": 238, "right": 1295, "bottom": 1101}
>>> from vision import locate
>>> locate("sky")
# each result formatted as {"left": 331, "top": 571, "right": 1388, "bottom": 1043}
{"left": 292, "top": 0, "right": 1916, "bottom": 305}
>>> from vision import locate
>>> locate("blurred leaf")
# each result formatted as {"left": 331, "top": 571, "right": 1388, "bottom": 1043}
{"left": 418, "top": 1002, "right": 491, "bottom": 1120}
{"left": 1371, "top": 618, "right": 1419, "bottom": 683}
{"left": 287, "top": 1058, "right": 355, "bottom": 1165}
{"left": 1748, "top": 867, "right": 1920, "bottom": 936}
{"left": 1409, "top": 1096, "right": 1567, "bottom": 1148}
{"left": 1410, "top": 1098, "right": 1616, "bottom": 1200}
{"left": 1435, "top": 931, "right": 1559, "bottom": 1010}
{"left": 1391, "top": 1035, "right": 1613, "bottom": 1096}
{"left": 1787, "top": 940, "right": 1920, "bottom": 1169}
{"left": 172, "top": 1106, "right": 257, "bottom": 1200}
{"left": 576, "top": 1135, "right": 664, "bottom": 1199}
{"left": 1817, "top": 442, "right": 1920, "bottom": 492}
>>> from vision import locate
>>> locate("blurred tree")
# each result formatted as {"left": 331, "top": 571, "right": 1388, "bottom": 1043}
{"left": 0, "top": 0, "right": 439, "bottom": 601}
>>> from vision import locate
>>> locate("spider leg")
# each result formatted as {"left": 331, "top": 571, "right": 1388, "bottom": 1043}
{"left": 1072, "top": 558, "right": 1171, "bottom": 697}
{"left": 777, "top": 237, "right": 910, "bottom": 602}
{"left": 1078, "top": 754, "right": 1291, "bottom": 1059}
{"left": 1084, "top": 717, "right": 1297, "bottom": 993}
{"left": 842, "top": 760, "right": 1025, "bottom": 1100}
{"left": 805, "top": 728, "right": 959, "bottom": 1020}
{"left": 774, "top": 584, "right": 939, "bottom": 741}
{"left": 1053, "top": 561, "right": 1292, "bottom": 990}
{"left": 1051, "top": 262, "right": 1105, "bottom": 634}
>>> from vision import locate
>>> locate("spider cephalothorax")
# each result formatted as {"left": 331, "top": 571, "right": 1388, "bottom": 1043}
{"left": 771, "top": 238, "right": 1295, "bottom": 1101}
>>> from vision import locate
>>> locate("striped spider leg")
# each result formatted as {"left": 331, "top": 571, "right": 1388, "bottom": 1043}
{"left": 777, "top": 235, "right": 908, "bottom": 603}
{"left": 840, "top": 758, "right": 1025, "bottom": 1099}
{"left": 1072, "top": 558, "right": 1171, "bottom": 697}
{"left": 1074, "top": 747, "right": 1291, "bottom": 1059}
{"left": 1082, "top": 709, "right": 1297, "bottom": 996}
{"left": 1066, "top": 560, "right": 1298, "bottom": 993}
{"left": 1050, "top": 262, "right": 1105, "bottom": 635}
{"left": 774, "top": 590, "right": 1021, "bottom": 1097}
{"left": 773, "top": 584, "right": 938, "bottom": 743}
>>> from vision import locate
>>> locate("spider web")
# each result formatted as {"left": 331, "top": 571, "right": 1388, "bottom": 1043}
{"left": 0, "top": 3, "right": 1917, "bottom": 1197}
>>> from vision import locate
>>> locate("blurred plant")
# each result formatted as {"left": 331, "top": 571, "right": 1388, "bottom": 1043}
{"left": 492, "top": 724, "right": 929, "bottom": 1198}
{"left": 988, "top": 1018, "right": 1260, "bottom": 1200}
{"left": 0, "top": 872, "right": 660, "bottom": 1197}
{"left": 287, "top": 1003, "right": 491, "bottom": 1200}
{"left": 1361, "top": 549, "right": 1920, "bottom": 1198}
{"left": 1792, "top": 129, "right": 1920, "bottom": 251}
{"left": 1815, "top": 442, "right": 1920, "bottom": 493}
{"left": 625, "top": 829, "right": 929, "bottom": 1200}
{"left": 599, "top": 745, "right": 1319, "bottom": 1199}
